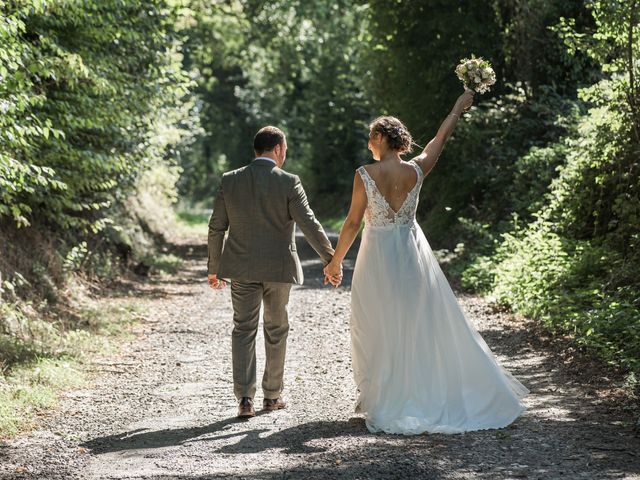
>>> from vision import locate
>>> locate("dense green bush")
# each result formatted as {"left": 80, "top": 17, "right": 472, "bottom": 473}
{"left": 3, "top": 0, "right": 632, "bottom": 380}
{"left": 419, "top": 87, "right": 582, "bottom": 249}
{"left": 0, "top": 1, "right": 198, "bottom": 350}
{"left": 172, "top": 0, "right": 639, "bottom": 375}
{"left": 466, "top": 218, "right": 640, "bottom": 372}
{"left": 0, "top": 0, "right": 195, "bottom": 233}
{"left": 460, "top": 54, "right": 639, "bottom": 372}
{"left": 373, "top": 0, "right": 640, "bottom": 373}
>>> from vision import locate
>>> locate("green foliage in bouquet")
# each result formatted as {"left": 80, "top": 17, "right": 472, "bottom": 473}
{"left": 455, "top": 56, "right": 497, "bottom": 94}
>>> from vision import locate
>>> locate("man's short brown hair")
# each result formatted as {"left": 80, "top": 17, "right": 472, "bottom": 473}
{"left": 254, "top": 126, "right": 285, "bottom": 155}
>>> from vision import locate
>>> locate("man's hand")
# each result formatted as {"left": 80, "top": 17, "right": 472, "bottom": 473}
{"left": 323, "top": 261, "right": 343, "bottom": 288}
{"left": 208, "top": 273, "right": 227, "bottom": 290}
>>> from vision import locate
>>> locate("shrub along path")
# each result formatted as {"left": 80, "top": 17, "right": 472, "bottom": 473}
{"left": 1, "top": 229, "right": 639, "bottom": 479}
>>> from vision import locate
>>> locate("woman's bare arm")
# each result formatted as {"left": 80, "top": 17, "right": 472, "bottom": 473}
{"left": 412, "top": 90, "right": 474, "bottom": 176}
{"left": 324, "top": 171, "right": 367, "bottom": 277}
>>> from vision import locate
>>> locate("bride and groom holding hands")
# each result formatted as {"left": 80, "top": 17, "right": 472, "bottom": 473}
{"left": 207, "top": 89, "right": 528, "bottom": 435}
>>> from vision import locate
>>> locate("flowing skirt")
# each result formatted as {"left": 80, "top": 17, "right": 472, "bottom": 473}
{"left": 350, "top": 221, "right": 529, "bottom": 435}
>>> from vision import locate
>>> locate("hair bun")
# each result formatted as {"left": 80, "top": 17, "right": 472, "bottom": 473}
{"left": 369, "top": 116, "right": 412, "bottom": 154}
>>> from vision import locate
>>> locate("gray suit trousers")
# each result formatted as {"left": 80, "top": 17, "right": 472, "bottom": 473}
{"left": 230, "top": 280, "right": 292, "bottom": 400}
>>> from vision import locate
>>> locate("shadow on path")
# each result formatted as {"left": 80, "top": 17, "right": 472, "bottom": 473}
{"left": 83, "top": 417, "right": 367, "bottom": 455}
{"left": 82, "top": 412, "right": 639, "bottom": 478}
{"left": 79, "top": 227, "right": 640, "bottom": 479}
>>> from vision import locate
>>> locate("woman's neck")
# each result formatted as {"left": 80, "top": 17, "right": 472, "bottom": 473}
{"left": 379, "top": 150, "right": 402, "bottom": 163}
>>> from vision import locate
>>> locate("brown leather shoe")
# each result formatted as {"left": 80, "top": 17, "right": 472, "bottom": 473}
{"left": 237, "top": 397, "right": 255, "bottom": 418}
{"left": 263, "top": 397, "right": 286, "bottom": 411}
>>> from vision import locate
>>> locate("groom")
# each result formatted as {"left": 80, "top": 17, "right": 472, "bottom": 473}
{"left": 207, "top": 126, "right": 340, "bottom": 418}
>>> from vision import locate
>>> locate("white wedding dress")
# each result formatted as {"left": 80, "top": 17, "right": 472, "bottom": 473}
{"left": 350, "top": 160, "right": 529, "bottom": 435}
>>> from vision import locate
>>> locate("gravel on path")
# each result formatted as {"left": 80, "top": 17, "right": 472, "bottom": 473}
{"left": 1, "top": 230, "right": 639, "bottom": 480}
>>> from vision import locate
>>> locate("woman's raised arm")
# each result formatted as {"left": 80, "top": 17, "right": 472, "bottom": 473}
{"left": 412, "top": 90, "right": 474, "bottom": 176}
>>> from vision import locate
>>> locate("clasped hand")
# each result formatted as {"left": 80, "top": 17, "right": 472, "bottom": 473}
{"left": 208, "top": 264, "right": 343, "bottom": 290}
{"left": 323, "top": 260, "right": 343, "bottom": 288}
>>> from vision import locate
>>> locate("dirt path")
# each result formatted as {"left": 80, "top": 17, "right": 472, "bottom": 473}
{"left": 1, "top": 231, "right": 639, "bottom": 480}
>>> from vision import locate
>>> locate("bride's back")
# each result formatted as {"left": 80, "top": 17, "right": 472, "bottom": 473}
{"left": 363, "top": 161, "right": 420, "bottom": 213}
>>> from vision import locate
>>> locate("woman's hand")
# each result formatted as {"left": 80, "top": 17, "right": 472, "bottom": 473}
{"left": 323, "top": 260, "right": 343, "bottom": 288}
{"left": 456, "top": 89, "right": 475, "bottom": 112}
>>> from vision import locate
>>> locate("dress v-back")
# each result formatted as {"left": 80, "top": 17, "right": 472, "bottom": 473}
{"left": 350, "top": 160, "right": 528, "bottom": 435}
{"left": 358, "top": 162, "right": 422, "bottom": 226}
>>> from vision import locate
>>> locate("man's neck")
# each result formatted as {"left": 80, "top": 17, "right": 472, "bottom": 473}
{"left": 254, "top": 155, "right": 279, "bottom": 166}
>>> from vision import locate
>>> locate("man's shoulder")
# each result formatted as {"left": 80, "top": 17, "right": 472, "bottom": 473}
{"left": 220, "top": 165, "right": 250, "bottom": 187}
{"left": 222, "top": 165, "right": 249, "bottom": 178}
{"left": 272, "top": 167, "right": 299, "bottom": 183}
{"left": 221, "top": 163, "right": 300, "bottom": 189}
{"left": 273, "top": 169, "right": 302, "bottom": 196}
{"left": 253, "top": 163, "right": 300, "bottom": 186}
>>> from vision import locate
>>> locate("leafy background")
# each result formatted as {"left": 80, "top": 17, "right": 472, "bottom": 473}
{"left": 1, "top": 0, "right": 638, "bottom": 413}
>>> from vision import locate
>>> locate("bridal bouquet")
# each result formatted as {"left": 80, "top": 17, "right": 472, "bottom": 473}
{"left": 455, "top": 56, "right": 496, "bottom": 94}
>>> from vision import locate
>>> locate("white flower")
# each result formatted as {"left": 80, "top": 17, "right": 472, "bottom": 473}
{"left": 456, "top": 56, "right": 496, "bottom": 94}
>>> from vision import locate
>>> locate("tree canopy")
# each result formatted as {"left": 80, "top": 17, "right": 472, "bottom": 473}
{"left": 1, "top": 0, "right": 638, "bottom": 374}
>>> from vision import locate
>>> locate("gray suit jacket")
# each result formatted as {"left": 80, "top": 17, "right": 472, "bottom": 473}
{"left": 207, "top": 158, "right": 334, "bottom": 284}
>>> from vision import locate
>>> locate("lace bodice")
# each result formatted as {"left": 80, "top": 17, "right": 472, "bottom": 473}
{"left": 357, "top": 160, "right": 424, "bottom": 227}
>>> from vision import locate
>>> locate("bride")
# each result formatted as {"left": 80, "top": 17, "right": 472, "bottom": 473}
{"left": 323, "top": 89, "right": 529, "bottom": 435}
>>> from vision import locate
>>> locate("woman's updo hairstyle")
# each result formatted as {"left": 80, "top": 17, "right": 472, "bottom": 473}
{"left": 369, "top": 116, "right": 413, "bottom": 154}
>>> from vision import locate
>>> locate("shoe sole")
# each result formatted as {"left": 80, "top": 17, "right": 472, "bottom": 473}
{"left": 237, "top": 411, "right": 255, "bottom": 418}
